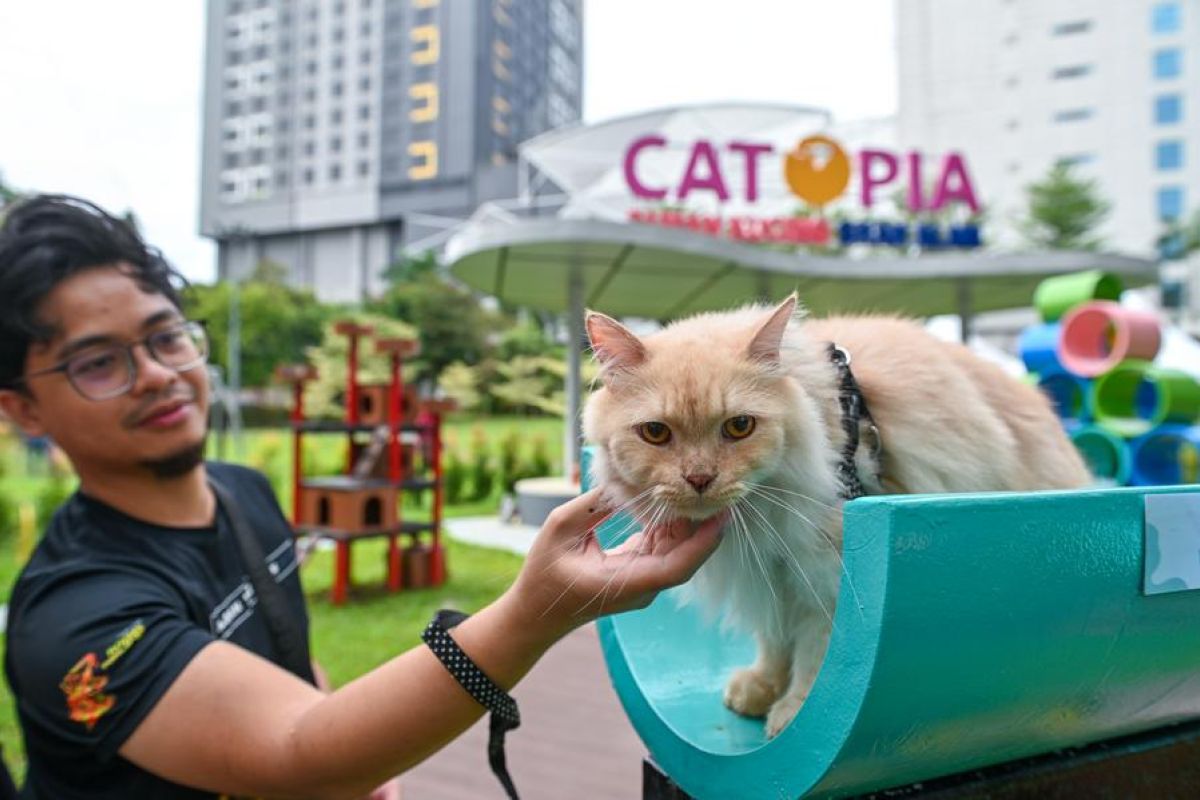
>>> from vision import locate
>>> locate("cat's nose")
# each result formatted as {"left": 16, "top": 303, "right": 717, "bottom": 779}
{"left": 685, "top": 473, "right": 715, "bottom": 494}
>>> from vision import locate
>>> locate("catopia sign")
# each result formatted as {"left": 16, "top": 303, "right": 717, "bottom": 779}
{"left": 623, "top": 134, "right": 982, "bottom": 249}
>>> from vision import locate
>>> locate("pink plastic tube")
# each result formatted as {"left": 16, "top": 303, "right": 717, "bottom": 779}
{"left": 1057, "top": 301, "right": 1162, "bottom": 378}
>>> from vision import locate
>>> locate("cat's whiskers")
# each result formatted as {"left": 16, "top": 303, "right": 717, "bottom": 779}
{"left": 737, "top": 497, "right": 834, "bottom": 626}
{"left": 744, "top": 481, "right": 841, "bottom": 513}
{"left": 742, "top": 485, "right": 865, "bottom": 619}
{"left": 730, "top": 500, "right": 786, "bottom": 640}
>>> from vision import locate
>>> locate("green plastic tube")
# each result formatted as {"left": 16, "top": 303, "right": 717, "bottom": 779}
{"left": 1092, "top": 361, "right": 1200, "bottom": 438}
{"left": 1033, "top": 270, "right": 1123, "bottom": 323}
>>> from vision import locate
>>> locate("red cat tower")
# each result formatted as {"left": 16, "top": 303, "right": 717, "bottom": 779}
{"left": 275, "top": 322, "right": 452, "bottom": 605}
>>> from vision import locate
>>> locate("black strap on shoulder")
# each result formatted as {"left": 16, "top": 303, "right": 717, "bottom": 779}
{"left": 828, "top": 344, "right": 882, "bottom": 500}
{"left": 209, "top": 477, "right": 315, "bottom": 685}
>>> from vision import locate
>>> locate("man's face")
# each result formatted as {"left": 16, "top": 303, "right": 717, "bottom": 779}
{"left": 0, "top": 264, "right": 209, "bottom": 478}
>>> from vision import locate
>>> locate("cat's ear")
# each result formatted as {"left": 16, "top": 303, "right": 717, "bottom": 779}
{"left": 586, "top": 311, "right": 646, "bottom": 378}
{"left": 747, "top": 294, "right": 798, "bottom": 364}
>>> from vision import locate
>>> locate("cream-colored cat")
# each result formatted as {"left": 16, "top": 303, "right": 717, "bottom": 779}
{"left": 583, "top": 295, "right": 1091, "bottom": 738}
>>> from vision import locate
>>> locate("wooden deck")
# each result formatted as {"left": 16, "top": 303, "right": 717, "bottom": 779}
{"left": 401, "top": 623, "right": 648, "bottom": 799}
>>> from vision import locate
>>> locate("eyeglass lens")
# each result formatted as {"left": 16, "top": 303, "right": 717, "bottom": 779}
{"left": 66, "top": 323, "right": 209, "bottom": 399}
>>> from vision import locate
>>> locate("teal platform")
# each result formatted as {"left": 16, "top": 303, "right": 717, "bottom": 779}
{"left": 594, "top": 485, "right": 1200, "bottom": 799}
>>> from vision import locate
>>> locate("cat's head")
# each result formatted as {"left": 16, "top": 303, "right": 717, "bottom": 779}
{"left": 583, "top": 295, "right": 823, "bottom": 521}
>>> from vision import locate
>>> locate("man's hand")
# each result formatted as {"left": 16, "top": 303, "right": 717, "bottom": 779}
{"left": 512, "top": 488, "right": 727, "bottom": 639}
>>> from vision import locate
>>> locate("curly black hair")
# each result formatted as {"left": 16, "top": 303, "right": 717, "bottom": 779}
{"left": 0, "top": 195, "right": 188, "bottom": 389}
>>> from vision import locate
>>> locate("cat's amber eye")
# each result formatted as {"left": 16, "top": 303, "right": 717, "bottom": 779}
{"left": 722, "top": 415, "right": 756, "bottom": 440}
{"left": 637, "top": 421, "right": 672, "bottom": 445}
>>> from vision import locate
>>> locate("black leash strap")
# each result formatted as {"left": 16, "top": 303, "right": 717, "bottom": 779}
{"left": 423, "top": 609, "right": 522, "bottom": 800}
{"left": 209, "top": 478, "right": 315, "bottom": 685}
{"left": 828, "top": 344, "right": 881, "bottom": 500}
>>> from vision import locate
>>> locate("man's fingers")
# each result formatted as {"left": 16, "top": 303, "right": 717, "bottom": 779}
{"left": 658, "top": 511, "right": 728, "bottom": 580}
{"left": 541, "top": 488, "right": 612, "bottom": 543}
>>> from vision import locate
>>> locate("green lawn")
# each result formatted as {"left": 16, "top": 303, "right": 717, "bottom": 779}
{"left": 0, "top": 414, "right": 562, "bottom": 780}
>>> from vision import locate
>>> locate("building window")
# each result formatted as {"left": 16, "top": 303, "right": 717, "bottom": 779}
{"left": 358, "top": 104, "right": 371, "bottom": 120}
{"left": 329, "top": 164, "right": 342, "bottom": 181}
{"left": 1152, "top": 3, "right": 1182, "bottom": 34}
{"left": 1051, "top": 64, "right": 1092, "bottom": 80}
{"left": 1154, "top": 48, "right": 1182, "bottom": 79}
{"left": 1053, "top": 108, "right": 1093, "bottom": 123}
{"left": 357, "top": 160, "right": 371, "bottom": 177}
{"left": 1157, "top": 186, "right": 1185, "bottom": 219}
{"left": 1155, "top": 94, "right": 1183, "bottom": 124}
{"left": 1051, "top": 20, "right": 1092, "bottom": 35}
{"left": 331, "top": 81, "right": 344, "bottom": 97}
{"left": 359, "top": 76, "right": 371, "bottom": 92}
{"left": 1156, "top": 140, "right": 1184, "bottom": 170}
{"left": 304, "top": 114, "right": 315, "bottom": 129}
{"left": 330, "top": 109, "right": 343, "bottom": 124}
{"left": 303, "top": 167, "right": 314, "bottom": 185}
{"left": 331, "top": 54, "right": 344, "bottom": 70}
{"left": 358, "top": 131, "right": 370, "bottom": 149}
{"left": 330, "top": 136, "right": 342, "bottom": 152}
{"left": 304, "top": 140, "right": 315, "bottom": 156}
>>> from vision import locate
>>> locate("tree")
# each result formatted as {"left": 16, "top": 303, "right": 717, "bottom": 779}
{"left": 1020, "top": 160, "right": 1110, "bottom": 250}
{"left": 302, "top": 312, "right": 418, "bottom": 419}
{"left": 185, "top": 269, "right": 329, "bottom": 388}
{"left": 371, "top": 273, "right": 493, "bottom": 385}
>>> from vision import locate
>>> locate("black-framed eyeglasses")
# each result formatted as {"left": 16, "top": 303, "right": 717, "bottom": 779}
{"left": 13, "top": 320, "right": 210, "bottom": 401}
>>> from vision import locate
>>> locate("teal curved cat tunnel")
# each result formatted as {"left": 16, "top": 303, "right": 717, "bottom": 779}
{"left": 586, "top": 457, "right": 1200, "bottom": 798}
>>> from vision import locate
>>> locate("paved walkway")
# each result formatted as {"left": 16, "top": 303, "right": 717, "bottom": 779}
{"left": 443, "top": 515, "right": 541, "bottom": 555}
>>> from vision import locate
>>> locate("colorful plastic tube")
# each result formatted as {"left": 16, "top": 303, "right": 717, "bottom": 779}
{"left": 1034, "top": 270, "right": 1123, "bottom": 323}
{"left": 1018, "top": 323, "right": 1064, "bottom": 376}
{"left": 1129, "top": 425, "right": 1200, "bottom": 486}
{"left": 1038, "top": 373, "right": 1092, "bottom": 422}
{"left": 1092, "top": 361, "right": 1200, "bottom": 438}
{"left": 1070, "top": 425, "right": 1131, "bottom": 485}
{"left": 1058, "top": 302, "right": 1162, "bottom": 377}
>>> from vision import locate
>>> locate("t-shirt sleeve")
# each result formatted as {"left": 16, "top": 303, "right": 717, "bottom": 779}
{"left": 6, "top": 569, "right": 214, "bottom": 762}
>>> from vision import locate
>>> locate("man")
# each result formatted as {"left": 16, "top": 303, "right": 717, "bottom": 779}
{"left": 0, "top": 196, "right": 725, "bottom": 798}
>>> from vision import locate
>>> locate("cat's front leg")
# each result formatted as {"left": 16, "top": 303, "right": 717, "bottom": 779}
{"left": 764, "top": 620, "right": 832, "bottom": 737}
{"left": 723, "top": 634, "right": 790, "bottom": 719}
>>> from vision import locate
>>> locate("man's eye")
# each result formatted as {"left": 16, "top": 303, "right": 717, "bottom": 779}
{"left": 151, "top": 329, "right": 185, "bottom": 352}
{"left": 72, "top": 353, "right": 118, "bottom": 376}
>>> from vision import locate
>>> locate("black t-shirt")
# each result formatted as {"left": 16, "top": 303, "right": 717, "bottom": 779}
{"left": 4, "top": 462, "right": 313, "bottom": 799}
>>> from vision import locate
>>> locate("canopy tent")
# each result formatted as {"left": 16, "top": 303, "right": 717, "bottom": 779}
{"left": 445, "top": 217, "right": 1159, "bottom": 479}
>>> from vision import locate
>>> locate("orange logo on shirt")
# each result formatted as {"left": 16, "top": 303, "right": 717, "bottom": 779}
{"left": 60, "top": 652, "right": 115, "bottom": 730}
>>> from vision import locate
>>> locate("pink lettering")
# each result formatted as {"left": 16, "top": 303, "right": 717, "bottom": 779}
{"left": 677, "top": 140, "right": 730, "bottom": 202}
{"left": 859, "top": 149, "right": 899, "bottom": 209}
{"left": 728, "top": 141, "right": 774, "bottom": 202}
{"left": 930, "top": 153, "right": 980, "bottom": 213}
{"left": 906, "top": 151, "right": 926, "bottom": 212}
{"left": 623, "top": 135, "right": 668, "bottom": 200}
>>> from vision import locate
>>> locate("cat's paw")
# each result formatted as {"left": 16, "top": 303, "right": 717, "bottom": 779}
{"left": 765, "top": 693, "right": 806, "bottom": 738}
{"left": 723, "top": 668, "right": 779, "bottom": 718}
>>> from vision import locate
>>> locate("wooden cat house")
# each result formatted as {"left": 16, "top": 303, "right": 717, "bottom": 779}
{"left": 585, "top": 448, "right": 1200, "bottom": 798}
{"left": 296, "top": 476, "right": 397, "bottom": 534}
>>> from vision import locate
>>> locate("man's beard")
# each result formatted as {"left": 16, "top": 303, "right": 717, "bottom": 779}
{"left": 139, "top": 440, "right": 206, "bottom": 479}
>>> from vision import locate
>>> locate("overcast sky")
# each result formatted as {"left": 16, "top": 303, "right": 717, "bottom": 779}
{"left": 0, "top": 1, "right": 896, "bottom": 285}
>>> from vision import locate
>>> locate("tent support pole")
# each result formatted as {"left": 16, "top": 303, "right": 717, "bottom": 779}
{"left": 565, "top": 262, "right": 584, "bottom": 483}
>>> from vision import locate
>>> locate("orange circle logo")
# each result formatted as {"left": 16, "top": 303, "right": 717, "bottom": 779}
{"left": 784, "top": 135, "right": 851, "bottom": 207}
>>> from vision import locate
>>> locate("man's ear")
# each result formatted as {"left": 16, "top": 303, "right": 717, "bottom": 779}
{"left": 0, "top": 388, "right": 47, "bottom": 438}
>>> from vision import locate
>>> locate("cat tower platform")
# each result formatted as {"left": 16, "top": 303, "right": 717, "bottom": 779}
{"left": 594, "top": 485, "right": 1200, "bottom": 799}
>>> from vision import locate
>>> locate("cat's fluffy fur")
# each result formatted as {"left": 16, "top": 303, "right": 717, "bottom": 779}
{"left": 583, "top": 296, "right": 1091, "bottom": 737}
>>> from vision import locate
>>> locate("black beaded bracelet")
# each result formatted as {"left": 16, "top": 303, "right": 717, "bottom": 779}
{"left": 422, "top": 609, "right": 522, "bottom": 800}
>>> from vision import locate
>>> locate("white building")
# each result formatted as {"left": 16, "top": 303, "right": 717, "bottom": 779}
{"left": 897, "top": 0, "right": 1199, "bottom": 258}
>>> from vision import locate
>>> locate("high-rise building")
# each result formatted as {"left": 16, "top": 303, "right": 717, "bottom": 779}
{"left": 897, "top": 0, "right": 1199, "bottom": 257}
{"left": 199, "top": 0, "right": 583, "bottom": 301}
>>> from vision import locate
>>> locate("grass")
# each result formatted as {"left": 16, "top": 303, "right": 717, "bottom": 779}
{"left": 0, "top": 414, "right": 562, "bottom": 780}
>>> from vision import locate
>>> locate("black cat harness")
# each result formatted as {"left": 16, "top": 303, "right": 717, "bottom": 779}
{"left": 828, "top": 344, "right": 883, "bottom": 500}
